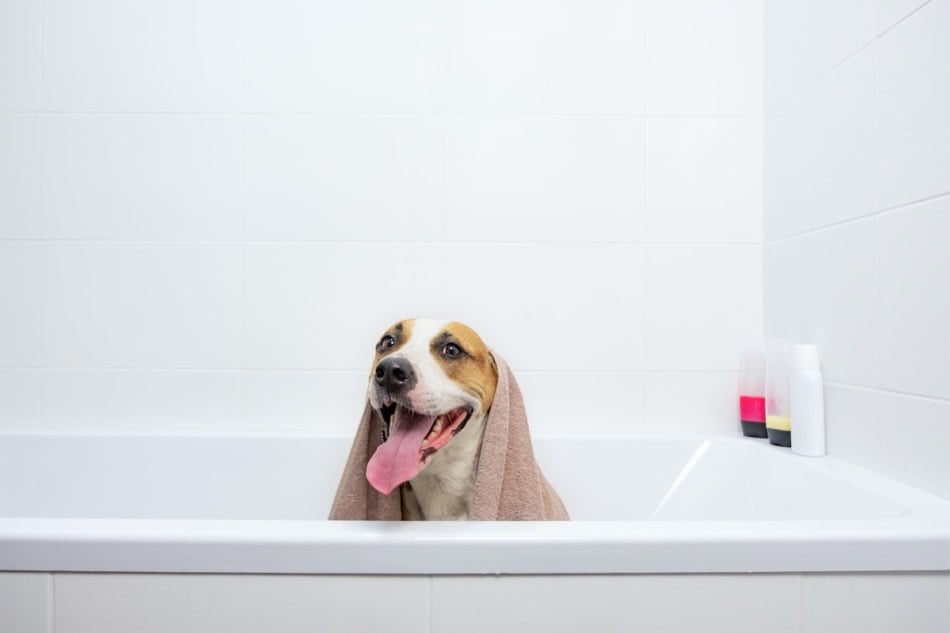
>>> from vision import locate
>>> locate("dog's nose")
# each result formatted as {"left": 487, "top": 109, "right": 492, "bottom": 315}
{"left": 374, "top": 357, "right": 416, "bottom": 392}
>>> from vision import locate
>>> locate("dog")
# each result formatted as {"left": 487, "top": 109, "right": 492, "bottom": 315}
{"left": 364, "top": 318, "right": 498, "bottom": 520}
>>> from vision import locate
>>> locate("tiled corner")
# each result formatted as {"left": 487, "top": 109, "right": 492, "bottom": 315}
{"left": 645, "top": 245, "right": 762, "bottom": 372}
{"left": 764, "top": 218, "right": 878, "bottom": 388}
{"left": 825, "top": 384, "right": 950, "bottom": 501}
{"left": 644, "top": 372, "right": 741, "bottom": 436}
{"left": 0, "top": 573, "right": 49, "bottom": 633}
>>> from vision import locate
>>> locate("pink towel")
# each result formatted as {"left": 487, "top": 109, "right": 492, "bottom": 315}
{"left": 329, "top": 355, "right": 568, "bottom": 521}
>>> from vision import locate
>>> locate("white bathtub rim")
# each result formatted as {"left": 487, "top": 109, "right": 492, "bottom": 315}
{"left": 1, "top": 516, "right": 948, "bottom": 575}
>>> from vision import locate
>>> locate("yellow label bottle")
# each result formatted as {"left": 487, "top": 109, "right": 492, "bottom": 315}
{"left": 765, "top": 340, "right": 792, "bottom": 447}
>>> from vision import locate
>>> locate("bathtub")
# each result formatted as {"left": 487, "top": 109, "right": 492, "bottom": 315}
{"left": 0, "top": 432, "right": 947, "bottom": 575}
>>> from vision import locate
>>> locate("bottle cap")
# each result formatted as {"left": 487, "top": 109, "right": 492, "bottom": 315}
{"left": 792, "top": 344, "right": 820, "bottom": 369}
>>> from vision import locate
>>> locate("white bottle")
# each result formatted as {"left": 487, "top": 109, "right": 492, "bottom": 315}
{"left": 790, "top": 344, "right": 826, "bottom": 457}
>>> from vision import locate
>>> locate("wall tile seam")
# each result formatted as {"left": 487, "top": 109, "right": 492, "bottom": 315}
{"left": 762, "top": 211, "right": 878, "bottom": 246}
{"left": 763, "top": 0, "right": 936, "bottom": 118}
{"left": 824, "top": 380, "right": 950, "bottom": 406}
{"left": 761, "top": 190, "right": 950, "bottom": 246}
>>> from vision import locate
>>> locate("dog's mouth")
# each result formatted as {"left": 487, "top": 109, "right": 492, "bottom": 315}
{"left": 365, "top": 403, "right": 473, "bottom": 496}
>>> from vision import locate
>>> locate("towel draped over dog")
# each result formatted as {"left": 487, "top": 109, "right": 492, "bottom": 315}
{"left": 328, "top": 355, "right": 569, "bottom": 521}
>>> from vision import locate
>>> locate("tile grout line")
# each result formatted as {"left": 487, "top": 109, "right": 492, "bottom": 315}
{"left": 47, "top": 573, "right": 55, "bottom": 633}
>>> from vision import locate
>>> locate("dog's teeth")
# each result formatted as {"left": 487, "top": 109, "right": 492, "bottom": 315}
{"left": 423, "top": 416, "right": 446, "bottom": 445}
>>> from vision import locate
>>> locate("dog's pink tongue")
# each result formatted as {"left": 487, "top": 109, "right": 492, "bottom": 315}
{"left": 366, "top": 408, "right": 435, "bottom": 496}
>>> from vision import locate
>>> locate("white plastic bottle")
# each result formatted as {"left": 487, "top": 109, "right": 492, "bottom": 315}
{"left": 790, "top": 344, "right": 826, "bottom": 457}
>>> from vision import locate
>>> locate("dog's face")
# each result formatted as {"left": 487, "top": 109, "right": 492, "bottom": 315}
{"left": 365, "top": 318, "right": 498, "bottom": 495}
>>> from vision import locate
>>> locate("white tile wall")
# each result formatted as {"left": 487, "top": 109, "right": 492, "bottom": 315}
{"left": 878, "top": 197, "right": 950, "bottom": 400}
{"left": 764, "top": 0, "right": 877, "bottom": 111}
{"left": 243, "top": 115, "right": 444, "bottom": 242}
{"left": 3, "top": 0, "right": 756, "bottom": 436}
{"left": 41, "top": 244, "right": 243, "bottom": 369}
{"left": 646, "top": 118, "right": 763, "bottom": 243}
{"left": 876, "top": 0, "right": 930, "bottom": 33}
{"left": 243, "top": 243, "right": 446, "bottom": 371}
{"left": 43, "top": 114, "right": 242, "bottom": 240}
{"left": 0, "top": 243, "right": 44, "bottom": 368}
{"left": 0, "top": 0, "right": 42, "bottom": 111}
{"left": 764, "top": 219, "right": 878, "bottom": 387}
{"left": 877, "top": 0, "right": 950, "bottom": 210}
{"left": 764, "top": 47, "right": 876, "bottom": 240}
{"left": 445, "top": 116, "right": 645, "bottom": 242}
{"left": 645, "top": 245, "right": 762, "bottom": 371}
{"left": 825, "top": 384, "right": 950, "bottom": 500}
{"left": 40, "top": 370, "right": 243, "bottom": 432}
{"left": 765, "top": 0, "right": 950, "bottom": 499}
{"left": 443, "top": 0, "right": 646, "bottom": 115}
{"left": 44, "top": 0, "right": 242, "bottom": 112}
{"left": 0, "top": 370, "right": 41, "bottom": 428}
{"left": 0, "top": 115, "right": 42, "bottom": 238}
{"left": 242, "top": 0, "right": 448, "bottom": 114}
{"left": 644, "top": 372, "right": 740, "bottom": 435}
{"left": 646, "top": 0, "right": 763, "bottom": 115}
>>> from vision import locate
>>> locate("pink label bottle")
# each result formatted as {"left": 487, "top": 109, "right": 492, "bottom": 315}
{"left": 738, "top": 338, "right": 767, "bottom": 438}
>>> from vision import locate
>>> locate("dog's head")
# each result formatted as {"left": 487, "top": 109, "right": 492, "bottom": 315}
{"left": 365, "top": 318, "right": 498, "bottom": 495}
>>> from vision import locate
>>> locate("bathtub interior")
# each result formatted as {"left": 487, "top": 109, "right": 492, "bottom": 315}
{"left": 0, "top": 433, "right": 911, "bottom": 522}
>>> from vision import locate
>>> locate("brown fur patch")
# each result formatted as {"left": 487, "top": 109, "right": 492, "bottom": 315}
{"left": 432, "top": 322, "right": 498, "bottom": 414}
{"left": 370, "top": 319, "right": 415, "bottom": 379}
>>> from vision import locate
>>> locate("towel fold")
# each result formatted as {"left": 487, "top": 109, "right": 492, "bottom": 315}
{"left": 329, "top": 355, "right": 568, "bottom": 521}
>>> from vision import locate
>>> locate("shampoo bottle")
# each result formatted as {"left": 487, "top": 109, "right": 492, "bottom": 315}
{"left": 738, "top": 338, "right": 767, "bottom": 438}
{"left": 765, "top": 339, "right": 792, "bottom": 447}
{"left": 790, "top": 344, "right": 826, "bottom": 456}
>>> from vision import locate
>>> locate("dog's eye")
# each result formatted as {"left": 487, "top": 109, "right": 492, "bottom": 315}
{"left": 442, "top": 342, "right": 464, "bottom": 359}
{"left": 378, "top": 335, "right": 396, "bottom": 351}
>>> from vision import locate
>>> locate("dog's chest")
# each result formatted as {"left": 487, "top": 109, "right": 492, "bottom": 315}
{"left": 403, "top": 419, "right": 486, "bottom": 520}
